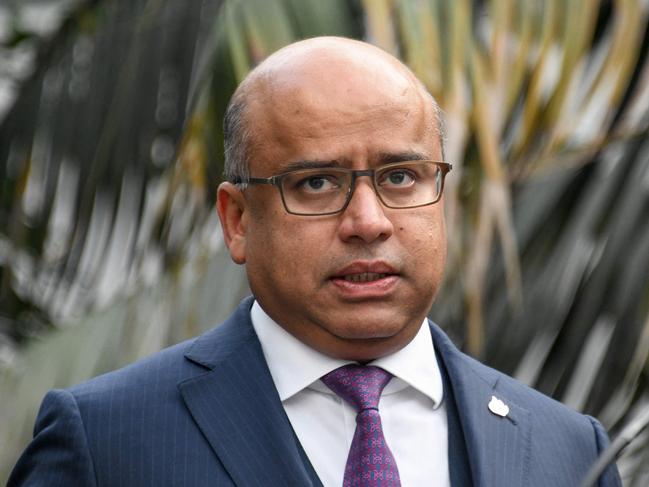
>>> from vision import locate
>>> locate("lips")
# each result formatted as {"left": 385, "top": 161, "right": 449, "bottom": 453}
{"left": 331, "top": 261, "right": 398, "bottom": 280}
{"left": 342, "top": 272, "right": 389, "bottom": 283}
{"left": 329, "top": 261, "right": 400, "bottom": 299}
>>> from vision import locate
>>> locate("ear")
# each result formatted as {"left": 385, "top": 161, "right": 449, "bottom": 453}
{"left": 217, "top": 182, "right": 248, "bottom": 264}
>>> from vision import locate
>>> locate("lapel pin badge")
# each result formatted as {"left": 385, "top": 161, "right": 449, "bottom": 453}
{"left": 488, "top": 395, "right": 510, "bottom": 418}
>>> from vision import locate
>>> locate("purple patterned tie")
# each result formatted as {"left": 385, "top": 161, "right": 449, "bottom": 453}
{"left": 321, "top": 365, "right": 401, "bottom": 486}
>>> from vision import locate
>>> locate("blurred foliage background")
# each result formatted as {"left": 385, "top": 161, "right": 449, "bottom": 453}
{"left": 1, "top": 0, "right": 648, "bottom": 484}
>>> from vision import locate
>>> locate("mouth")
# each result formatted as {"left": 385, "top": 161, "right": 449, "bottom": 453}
{"left": 341, "top": 272, "right": 390, "bottom": 283}
{"left": 331, "top": 261, "right": 398, "bottom": 278}
{"left": 329, "top": 261, "right": 400, "bottom": 299}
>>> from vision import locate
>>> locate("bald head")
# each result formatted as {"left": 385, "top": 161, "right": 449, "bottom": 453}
{"left": 223, "top": 37, "right": 444, "bottom": 182}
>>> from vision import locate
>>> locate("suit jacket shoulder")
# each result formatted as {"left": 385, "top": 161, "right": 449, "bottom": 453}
{"left": 429, "top": 320, "right": 621, "bottom": 487}
{"left": 8, "top": 299, "right": 621, "bottom": 487}
{"left": 9, "top": 297, "right": 321, "bottom": 487}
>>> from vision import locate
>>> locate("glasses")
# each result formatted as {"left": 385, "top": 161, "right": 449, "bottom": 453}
{"left": 234, "top": 160, "right": 452, "bottom": 216}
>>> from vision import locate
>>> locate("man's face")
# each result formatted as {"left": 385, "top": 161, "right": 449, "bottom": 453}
{"left": 218, "top": 41, "right": 447, "bottom": 361}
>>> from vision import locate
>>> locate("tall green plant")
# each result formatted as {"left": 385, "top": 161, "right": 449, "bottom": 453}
{"left": 1, "top": 0, "right": 648, "bottom": 484}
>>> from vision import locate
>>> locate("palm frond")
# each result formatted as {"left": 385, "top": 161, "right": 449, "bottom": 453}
{"left": 1, "top": 0, "right": 648, "bottom": 484}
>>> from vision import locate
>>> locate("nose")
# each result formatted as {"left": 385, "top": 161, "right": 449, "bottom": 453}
{"left": 337, "top": 178, "right": 394, "bottom": 244}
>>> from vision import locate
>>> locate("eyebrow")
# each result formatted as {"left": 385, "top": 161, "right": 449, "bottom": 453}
{"left": 281, "top": 159, "right": 347, "bottom": 172}
{"left": 377, "top": 151, "right": 429, "bottom": 164}
{"left": 279, "top": 152, "right": 428, "bottom": 173}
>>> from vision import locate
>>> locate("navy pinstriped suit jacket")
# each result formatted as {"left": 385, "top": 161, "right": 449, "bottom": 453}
{"left": 9, "top": 297, "right": 621, "bottom": 486}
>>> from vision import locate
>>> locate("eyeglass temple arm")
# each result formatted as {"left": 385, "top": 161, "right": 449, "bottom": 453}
{"left": 232, "top": 176, "right": 278, "bottom": 185}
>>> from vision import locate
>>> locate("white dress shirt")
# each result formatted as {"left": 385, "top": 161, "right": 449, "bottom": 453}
{"left": 251, "top": 301, "right": 450, "bottom": 487}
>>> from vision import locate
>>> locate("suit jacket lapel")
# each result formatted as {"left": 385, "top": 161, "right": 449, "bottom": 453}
{"left": 178, "top": 297, "right": 321, "bottom": 487}
{"left": 430, "top": 322, "right": 532, "bottom": 487}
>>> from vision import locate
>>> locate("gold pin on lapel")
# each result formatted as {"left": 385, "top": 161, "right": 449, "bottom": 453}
{"left": 488, "top": 395, "right": 509, "bottom": 417}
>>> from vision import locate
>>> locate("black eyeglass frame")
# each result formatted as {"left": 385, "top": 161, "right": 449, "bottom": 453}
{"left": 233, "top": 160, "right": 453, "bottom": 216}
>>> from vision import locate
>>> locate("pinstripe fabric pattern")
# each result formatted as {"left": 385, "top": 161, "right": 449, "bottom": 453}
{"left": 430, "top": 321, "right": 622, "bottom": 487}
{"left": 9, "top": 298, "right": 322, "bottom": 487}
{"left": 9, "top": 297, "right": 621, "bottom": 486}
{"left": 436, "top": 351, "right": 474, "bottom": 486}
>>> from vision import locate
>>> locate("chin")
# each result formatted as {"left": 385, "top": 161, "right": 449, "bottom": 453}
{"left": 328, "top": 336, "right": 407, "bottom": 362}
{"left": 327, "top": 317, "right": 405, "bottom": 340}
{"left": 323, "top": 320, "right": 415, "bottom": 356}
{"left": 335, "top": 327, "right": 401, "bottom": 341}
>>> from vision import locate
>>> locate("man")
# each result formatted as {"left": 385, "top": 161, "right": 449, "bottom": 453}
{"left": 9, "top": 37, "right": 620, "bottom": 486}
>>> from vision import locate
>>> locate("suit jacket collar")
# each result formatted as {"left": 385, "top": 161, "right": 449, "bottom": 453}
{"left": 178, "top": 297, "right": 531, "bottom": 486}
{"left": 179, "top": 296, "right": 322, "bottom": 487}
{"left": 430, "top": 321, "right": 532, "bottom": 487}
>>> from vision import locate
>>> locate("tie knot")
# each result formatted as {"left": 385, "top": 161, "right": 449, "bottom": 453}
{"left": 321, "top": 364, "right": 393, "bottom": 412}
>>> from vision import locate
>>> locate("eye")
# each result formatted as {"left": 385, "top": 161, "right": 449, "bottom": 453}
{"left": 379, "top": 168, "right": 416, "bottom": 187}
{"left": 295, "top": 174, "right": 340, "bottom": 193}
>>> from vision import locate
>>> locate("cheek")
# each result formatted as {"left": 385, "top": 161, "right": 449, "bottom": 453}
{"left": 246, "top": 207, "right": 330, "bottom": 276}
{"left": 402, "top": 213, "right": 447, "bottom": 270}
{"left": 245, "top": 204, "right": 282, "bottom": 267}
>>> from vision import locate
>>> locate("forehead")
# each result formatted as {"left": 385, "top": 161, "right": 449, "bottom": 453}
{"left": 243, "top": 47, "right": 440, "bottom": 172}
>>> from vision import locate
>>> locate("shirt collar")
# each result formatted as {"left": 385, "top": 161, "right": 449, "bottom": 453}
{"left": 250, "top": 301, "right": 443, "bottom": 408}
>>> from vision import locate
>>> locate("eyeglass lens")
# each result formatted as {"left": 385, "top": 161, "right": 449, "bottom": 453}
{"left": 279, "top": 161, "right": 443, "bottom": 215}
